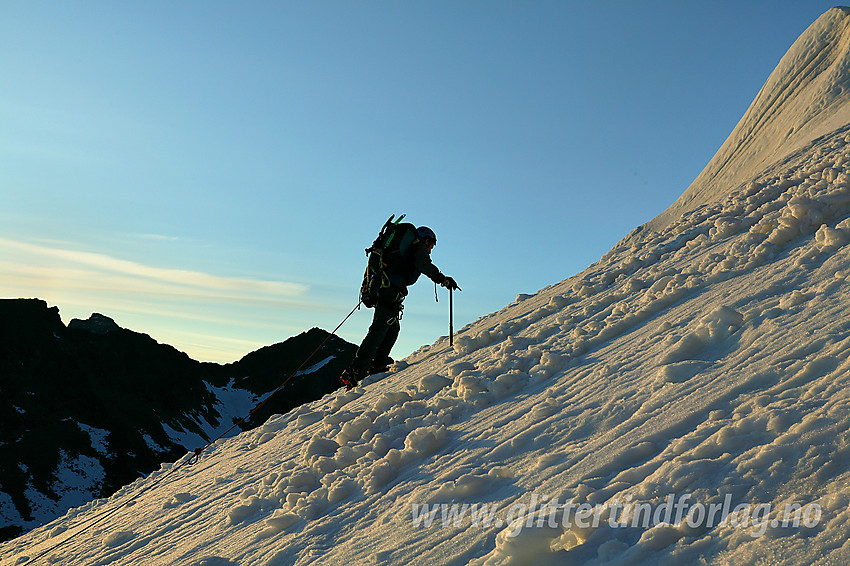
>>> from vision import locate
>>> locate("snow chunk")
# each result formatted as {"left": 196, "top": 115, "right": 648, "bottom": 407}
{"left": 327, "top": 477, "right": 358, "bottom": 503}
{"left": 296, "top": 411, "right": 324, "bottom": 428}
{"left": 363, "top": 460, "right": 398, "bottom": 494}
{"left": 162, "top": 492, "right": 193, "bottom": 509}
{"left": 656, "top": 361, "right": 709, "bottom": 384}
{"left": 373, "top": 390, "right": 413, "bottom": 412}
{"left": 815, "top": 223, "right": 849, "bottom": 248}
{"left": 490, "top": 370, "right": 528, "bottom": 399}
{"left": 661, "top": 306, "right": 743, "bottom": 364}
{"left": 530, "top": 351, "right": 564, "bottom": 382}
{"left": 227, "top": 496, "right": 271, "bottom": 525}
{"left": 549, "top": 294, "right": 572, "bottom": 309}
{"left": 302, "top": 434, "right": 339, "bottom": 463}
{"left": 404, "top": 425, "right": 447, "bottom": 457}
{"left": 448, "top": 361, "right": 476, "bottom": 378}
{"left": 431, "top": 472, "right": 496, "bottom": 500}
{"left": 779, "top": 290, "right": 812, "bottom": 309}
{"left": 336, "top": 415, "right": 373, "bottom": 445}
{"left": 453, "top": 335, "right": 475, "bottom": 355}
{"left": 637, "top": 523, "right": 683, "bottom": 550}
{"left": 419, "top": 374, "right": 453, "bottom": 394}
{"left": 257, "top": 432, "right": 276, "bottom": 444}
{"left": 331, "top": 389, "right": 361, "bottom": 411}
{"left": 256, "top": 511, "right": 299, "bottom": 538}
{"left": 102, "top": 530, "right": 134, "bottom": 547}
{"left": 261, "top": 416, "right": 288, "bottom": 434}
{"left": 484, "top": 516, "right": 564, "bottom": 566}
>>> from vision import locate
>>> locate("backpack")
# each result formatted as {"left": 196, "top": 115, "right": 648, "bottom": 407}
{"left": 360, "top": 215, "right": 419, "bottom": 308}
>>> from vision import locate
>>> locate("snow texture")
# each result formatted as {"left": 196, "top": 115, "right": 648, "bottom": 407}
{"left": 5, "top": 7, "right": 850, "bottom": 566}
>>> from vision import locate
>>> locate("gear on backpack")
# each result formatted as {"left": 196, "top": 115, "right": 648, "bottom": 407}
{"left": 360, "top": 214, "right": 420, "bottom": 308}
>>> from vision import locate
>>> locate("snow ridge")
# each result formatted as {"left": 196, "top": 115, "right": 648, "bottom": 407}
{"left": 649, "top": 6, "right": 850, "bottom": 231}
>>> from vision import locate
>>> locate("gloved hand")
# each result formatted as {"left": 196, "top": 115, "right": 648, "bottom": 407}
{"left": 441, "top": 276, "right": 460, "bottom": 291}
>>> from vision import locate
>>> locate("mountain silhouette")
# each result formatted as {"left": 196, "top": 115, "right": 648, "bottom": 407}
{"left": 0, "top": 298, "right": 355, "bottom": 541}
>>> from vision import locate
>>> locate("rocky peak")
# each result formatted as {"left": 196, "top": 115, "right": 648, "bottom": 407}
{"left": 68, "top": 313, "right": 122, "bottom": 334}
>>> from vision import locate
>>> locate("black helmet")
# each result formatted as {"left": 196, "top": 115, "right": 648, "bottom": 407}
{"left": 417, "top": 226, "right": 437, "bottom": 244}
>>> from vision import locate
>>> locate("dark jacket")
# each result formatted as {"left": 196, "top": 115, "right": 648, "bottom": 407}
{"left": 389, "top": 241, "right": 445, "bottom": 292}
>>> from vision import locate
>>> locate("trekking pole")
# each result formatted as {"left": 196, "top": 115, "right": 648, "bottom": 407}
{"left": 449, "top": 287, "right": 454, "bottom": 347}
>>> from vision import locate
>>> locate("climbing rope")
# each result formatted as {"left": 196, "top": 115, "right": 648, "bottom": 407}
{"left": 20, "top": 300, "right": 363, "bottom": 565}
{"left": 189, "top": 299, "right": 362, "bottom": 460}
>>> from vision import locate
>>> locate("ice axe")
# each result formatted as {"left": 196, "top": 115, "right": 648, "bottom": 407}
{"left": 436, "top": 280, "right": 459, "bottom": 346}
{"left": 449, "top": 282, "right": 460, "bottom": 346}
{"left": 450, "top": 287, "right": 454, "bottom": 347}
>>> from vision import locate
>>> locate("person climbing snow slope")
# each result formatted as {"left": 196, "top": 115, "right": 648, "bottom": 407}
{"left": 341, "top": 220, "right": 458, "bottom": 389}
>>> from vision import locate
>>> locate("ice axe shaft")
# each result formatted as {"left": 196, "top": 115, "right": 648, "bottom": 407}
{"left": 449, "top": 287, "right": 454, "bottom": 347}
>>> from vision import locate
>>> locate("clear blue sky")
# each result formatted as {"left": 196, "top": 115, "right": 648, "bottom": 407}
{"left": 1, "top": 1, "right": 841, "bottom": 362}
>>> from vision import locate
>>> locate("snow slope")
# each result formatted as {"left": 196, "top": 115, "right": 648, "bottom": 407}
{"left": 6, "top": 7, "right": 850, "bottom": 566}
{"left": 648, "top": 6, "right": 850, "bottom": 231}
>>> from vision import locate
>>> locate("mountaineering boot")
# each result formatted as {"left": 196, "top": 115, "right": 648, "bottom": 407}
{"left": 368, "top": 356, "right": 394, "bottom": 376}
{"left": 340, "top": 366, "right": 361, "bottom": 390}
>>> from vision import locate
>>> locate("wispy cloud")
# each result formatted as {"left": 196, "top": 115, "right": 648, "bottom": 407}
{"left": 0, "top": 237, "right": 316, "bottom": 362}
{"left": 0, "top": 238, "right": 308, "bottom": 301}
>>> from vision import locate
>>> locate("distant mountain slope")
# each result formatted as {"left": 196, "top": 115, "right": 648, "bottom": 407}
{"left": 0, "top": 299, "right": 355, "bottom": 541}
{"left": 648, "top": 6, "right": 850, "bottom": 231}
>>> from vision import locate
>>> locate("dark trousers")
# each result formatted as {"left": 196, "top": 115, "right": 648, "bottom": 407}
{"left": 352, "top": 286, "right": 404, "bottom": 375}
